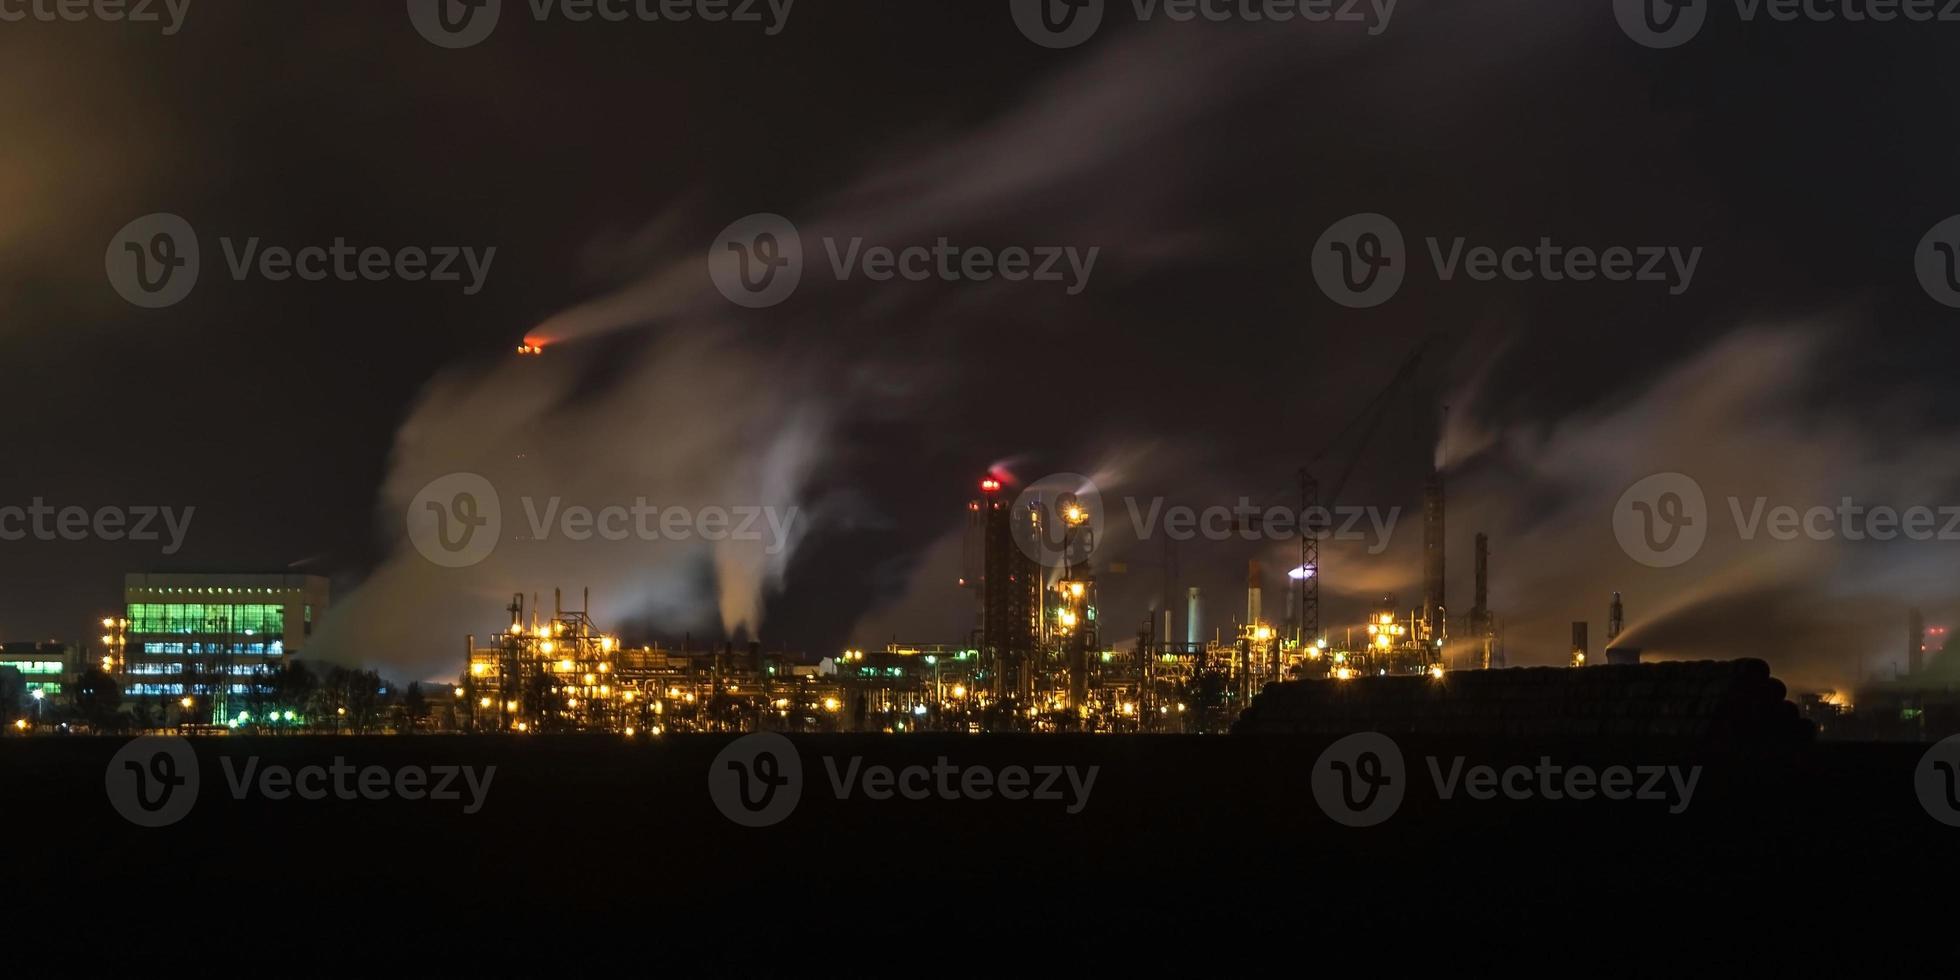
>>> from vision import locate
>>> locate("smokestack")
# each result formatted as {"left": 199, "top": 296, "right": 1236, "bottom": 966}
{"left": 1571, "top": 622, "right": 1589, "bottom": 667}
{"left": 1160, "top": 607, "right": 1174, "bottom": 652}
{"left": 1909, "top": 607, "right": 1925, "bottom": 676}
{"left": 1423, "top": 471, "right": 1446, "bottom": 636}
{"left": 1187, "top": 587, "right": 1203, "bottom": 646}
{"left": 1246, "top": 561, "right": 1263, "bottom": 627}
{"left": 1473, "top": 533, "right": 1489, "bottom": 616}
{"left": 1608, "top": 592, "right": 1624, "bottom": 645}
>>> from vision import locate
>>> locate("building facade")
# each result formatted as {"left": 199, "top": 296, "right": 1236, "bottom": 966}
{"left": 120, "top": 573, "right": 330, "bottom": 719}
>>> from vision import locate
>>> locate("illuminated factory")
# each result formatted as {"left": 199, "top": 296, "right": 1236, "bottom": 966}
{"left": 454, "top": 460, "right": 1517, "bottom": 736}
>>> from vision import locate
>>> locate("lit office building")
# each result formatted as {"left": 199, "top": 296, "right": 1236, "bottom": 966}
{"left": 0, "top": 642, "right": 75, "bottom": 699}
{"left": 119, "top": 573, "right": 330, "bottom": 719}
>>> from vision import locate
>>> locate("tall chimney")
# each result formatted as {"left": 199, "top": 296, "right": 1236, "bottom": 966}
{"left": 1909, "top": 608, "right": 1925, "bottom": 676}
{"left": 1608, "top": 592, "right": 1625, "bottom": 645}
{"left": 1473, "top": 533, "right": 1489, "bottom": 616}
{"left": 1423, "top": 471, "right": 1446, "bottom": 638}
{"left": 1187, "top": 587, "right": 1203, "bottom": 646}
{"left": 1246, "top": 561, "right": 1263, "bottom": 627}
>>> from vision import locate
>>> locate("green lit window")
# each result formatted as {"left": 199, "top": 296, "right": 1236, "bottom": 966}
{"left": 126, "top": 603, "right": 286, "bottom": 635}
{"left": 0, "top": 661, "right": 64, "bottom": 675}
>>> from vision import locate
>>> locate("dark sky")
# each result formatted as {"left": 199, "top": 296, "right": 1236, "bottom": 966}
{"left": 4, "top": 1, "right": 1960, "bottom": 689}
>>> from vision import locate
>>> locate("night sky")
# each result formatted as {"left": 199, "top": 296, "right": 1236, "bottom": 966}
{"left": 5, "top": 1, "right": 1960, "bottom": 689}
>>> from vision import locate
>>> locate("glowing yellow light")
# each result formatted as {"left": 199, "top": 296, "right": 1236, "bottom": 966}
{"left": 509, "top": 623, "right": 523, "bottom": 635}
{"left": 1379, "top": 613, "right": 1395, "bottom": 625}
{"left": 179, "top": 697, "right": 193, "bottom": 709}
{"left": 1069, "top": 582, "right": 1085, "bottom": 598}
{"left": 557, "top": 659, "right": 574, "bottom": 673}
{"left": 12, "top": 719, "right": 24, "bottom": 731}
{"left": 583, "top": 673, "right": 597, "bottom": 686}
{"left": 823, "top": 697, "right": 841, "bottom": 712}
{"left": 951, "top": 685, "right": 967, "bottom": 699}
{"left": 624, "top": 726, "right": 635, "bottom": 736}
{"left": 1375, "top": 634, "right": 1391, "bottom": 649}
{"left": 471, "top": 663, "right": 489, "bottom": 676}
{"left": 1335, "top": 667, "right": 1354, "bottom": 680}
{"left": 1429, "top": 665, "right": 1446, "bottom": 679}
{"left": 453, "top": 687, "right": 465, "bottom": 698}
{"left": 506, "top": 700, "right": 518, "bottom": 712}
{"left": 600, "top": 637, "right": 614, "bottom": 653}
{"left": 539, "top": 640, "right": 556, "bottom": 655}
{"left": 1060, "top": 610, "right": 1078, "bottom": 629}
{"left": 622, "top": 691, "right": 635, "bottom": 702}
{"left": 102, "top": 618, "right": 115, "bottom": 628}
{"left": 1367, "top": 624, "right": 1379, "bottom": 635}
{"left": 1255, "top": 626, "right": 1272, "bottom": 641}
{"left": 479, "top": 697, "right": 492, "bottom": 708}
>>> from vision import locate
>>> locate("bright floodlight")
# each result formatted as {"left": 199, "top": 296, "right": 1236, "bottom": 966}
{"left": 1288, "top": 564, "right": 1316, "bottom": 580}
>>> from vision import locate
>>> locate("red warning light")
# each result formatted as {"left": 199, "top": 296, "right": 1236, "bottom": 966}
{"left": 980, "top": 478, "right": 1002, "bottom": 493}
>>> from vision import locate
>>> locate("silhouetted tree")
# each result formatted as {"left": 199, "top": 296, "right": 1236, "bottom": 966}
{"left": 72, "top": 668, "right": 123, "bottom": 732}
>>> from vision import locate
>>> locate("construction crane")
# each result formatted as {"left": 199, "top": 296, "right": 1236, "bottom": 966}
{"left": 1259, "top": 338, "right": 1434, "bottom": 649}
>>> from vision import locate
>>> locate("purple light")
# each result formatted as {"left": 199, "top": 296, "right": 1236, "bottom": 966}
{"left": 1288, "top": 564, "right": 1315, "bottom": 580}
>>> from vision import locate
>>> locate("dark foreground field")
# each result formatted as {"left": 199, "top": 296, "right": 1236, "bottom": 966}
{"left": 6, "top": 733, "right": 1954, "bottom": 952}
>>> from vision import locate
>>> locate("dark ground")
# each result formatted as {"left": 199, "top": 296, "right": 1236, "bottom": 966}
{"left": 5, "top": 733, "right": 1954, "bottom": 963}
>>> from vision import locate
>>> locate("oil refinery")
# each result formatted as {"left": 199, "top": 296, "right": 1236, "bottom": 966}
{"left": 453, "top": 456, "right": 1523, "bottom": 736}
